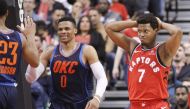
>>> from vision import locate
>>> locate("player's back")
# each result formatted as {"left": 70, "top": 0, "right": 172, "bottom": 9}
{"left": 50, "top": 43, "right": 93, "bottom": 103}
{"left": 0, "top": 31, "right": 22, "bottom": 87}
{"left": 128, "top": 43, "right": 170, "bottom": 101}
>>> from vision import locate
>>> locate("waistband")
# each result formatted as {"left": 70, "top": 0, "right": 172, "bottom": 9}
{"left": 0, "top": 82, "right": 17, "bottom": 87}
{"left": 130, "top": 99, "right": 168, "bottom": 106}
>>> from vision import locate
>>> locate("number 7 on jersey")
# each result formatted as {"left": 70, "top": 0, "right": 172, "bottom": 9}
{"left": 138, "top": 69, "right": 145, "bottom": 83}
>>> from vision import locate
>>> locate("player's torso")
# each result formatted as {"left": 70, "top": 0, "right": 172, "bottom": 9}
{"left": 0, "top": 31, "right": 22, "bottom": 87}
{"left": 50, "top": 43, "right": 93, "bottom": 102}
{"left": 128, "top": 44, "right": 170, "bottom": 101}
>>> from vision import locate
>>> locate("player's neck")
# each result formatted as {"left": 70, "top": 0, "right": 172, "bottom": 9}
{"left": 61, "top": 40, "right": 77, "bottom": 51}
{"left": 141, "top": 42, "right": 156, "bottom": 50}
{"left": 0, "top": 18, "right": 8, "bottom": 30}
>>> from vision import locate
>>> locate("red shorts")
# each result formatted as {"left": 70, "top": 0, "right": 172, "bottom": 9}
{"left": 130, "top": 99, "right": 169, "bottom": 109}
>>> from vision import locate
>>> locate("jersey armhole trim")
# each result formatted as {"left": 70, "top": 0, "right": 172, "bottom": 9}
{"left": 129, "top": 43, "right": 140, "bottom": 60}
{"left": 50, "top": 46, "right": 58, "bottom": 65}
{"left": 156, "top": 45, "right": 168, "bottom": 68}
{"left": 79, "top": 44, "right": 88, "bottom": 69}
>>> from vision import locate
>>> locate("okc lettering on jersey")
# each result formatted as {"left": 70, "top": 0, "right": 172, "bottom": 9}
{"left": 129, "top": 56, "right": 160, "bottom": 73}
{"left": 53, "top": 60, "right": 79, "bottom": 74}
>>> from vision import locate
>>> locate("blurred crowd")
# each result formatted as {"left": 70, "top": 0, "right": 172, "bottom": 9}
{"left": 22, "top": 0, "right": 190, "bottom": 109}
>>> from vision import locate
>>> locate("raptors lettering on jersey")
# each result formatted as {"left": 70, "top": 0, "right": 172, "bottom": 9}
{"left": 129, "top": 56, "right": 160, "bottom": 73}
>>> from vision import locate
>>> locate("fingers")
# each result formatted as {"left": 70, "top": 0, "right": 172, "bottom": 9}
{"left": 24, "top": 16, "right": 34, "bottom": 27}
{"left": 16, "top": 25, "right": 22, "bottom": 31}
{"left": 85, "top": 102, "right": 91, "bottom": 109}
{"left": 112, "top": 69, "right": 119, "bottom": 79}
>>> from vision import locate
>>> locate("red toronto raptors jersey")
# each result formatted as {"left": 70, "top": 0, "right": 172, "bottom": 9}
{"left": 128, "top": 43, "right": 170, "bottom": 101}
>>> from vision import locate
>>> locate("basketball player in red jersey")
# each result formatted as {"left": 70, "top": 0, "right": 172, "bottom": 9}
{"left": 105, "top": 13, "right": 183, "bottom": 109}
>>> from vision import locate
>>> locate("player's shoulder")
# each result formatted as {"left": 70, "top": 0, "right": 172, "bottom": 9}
{"left": 82, "top": 44, "right": 96, "bottom": 53}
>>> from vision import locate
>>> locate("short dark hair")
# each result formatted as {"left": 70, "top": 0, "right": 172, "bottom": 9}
{"left": 137, "top": 13, "right": 158, "bottom": 30}
{"left": 175, "top": 85, "right": 189, "bottom": 94}
{"left": 89, "top": 7, "right": 101, "bottom": 14}
{"left": 0, "top": 0, "right": 8, "bottom": 17}
{"left": 58, "top": 16, "right": 76, "bottom": 27}
{"left": 52, "top": 4, "right": 67, "bottom": 14}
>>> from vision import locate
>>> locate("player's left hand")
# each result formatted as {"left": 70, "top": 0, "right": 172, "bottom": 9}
{"left": 85, "top": 97, "right": 100, "bottom": 109}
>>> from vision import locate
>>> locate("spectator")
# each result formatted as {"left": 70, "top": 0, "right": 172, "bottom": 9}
{"left": 110, "top": 0, "right": 129, "bottom": 20}
{"left": 97, "top": 0, "right": 121, "bottom": 24}
{"left": 172, "top": 85, "right": 189, "bottom": 109}
{"left": 89, "top": 8, "right": 116, "bottom": 90}
{"left": 70, "top": 1, "right": 83, "bottom": 24}
{"left": 125, "top": 0, "right": 149, "bottom": 17}
{"left": 37, "top": 0, "right": 65, "bottom": 22}
{"left": 173, "top": 45, "right": 188, "bottom": 81}
{"left": 47, "top": 5, "right": 66, "bottom": 44}
{"left": 76, "top": 16, "right": 106, "bottom": 63}
{"left": 23, "top": 0, "right": 41, "bottom": 21}
{"left": 35, "top": 20, "right": 53, "bottom": 49}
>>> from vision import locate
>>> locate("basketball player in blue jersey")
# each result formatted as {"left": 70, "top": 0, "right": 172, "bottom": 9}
{"left": 0, "top": 0, "right": 39, "bottom": 109}
{"left": 26, "top": 16, "right": 108, "bottom": 109}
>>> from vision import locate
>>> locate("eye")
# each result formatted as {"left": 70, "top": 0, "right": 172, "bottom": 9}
{"left": 58, "top": 28, "right": 63, "bottom": 31}
{"left": 145, "top": 30, "right": 148, "bottom": 33}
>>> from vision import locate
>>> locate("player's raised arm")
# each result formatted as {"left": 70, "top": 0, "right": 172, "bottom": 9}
{"left": 25, "top": 46, "right": 54, "bottom": 83}
{"left": 83, "top": 45, "right": 108, "bottom": 109}
{"left": 104, "top": 20, "right": 138, "bottom": 52}
{"left": 158, "top": 19, "right": 183, "bottom": 66}
{"left": 17, "top": 16, "right": 39, "bottom": 67}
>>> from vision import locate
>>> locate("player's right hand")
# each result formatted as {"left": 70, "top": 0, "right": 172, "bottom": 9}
{"left": 112, "top": 67, "right": 119, "bottom": 79}
{"left": 17, "top": 16, "right": 36, "bottom": 38}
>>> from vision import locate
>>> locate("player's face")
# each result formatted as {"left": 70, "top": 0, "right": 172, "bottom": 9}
{"left": 80, "top": 17, "right": 90, "bottom": 32}
{"left": 57, "top": 21, "right": 77, "bottom": 43}
{"left": 138, "top": 24, "right": 157, "bottom": 45}
{"left": 175, "top": 88, "right": 188, "bottom": 107}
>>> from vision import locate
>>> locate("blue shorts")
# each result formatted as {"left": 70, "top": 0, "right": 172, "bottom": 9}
{"left": 0, "top": 85, "right": 18, "bottom": 109}
{"left": 49, "top": 98, "right": 90, "bottom": 109}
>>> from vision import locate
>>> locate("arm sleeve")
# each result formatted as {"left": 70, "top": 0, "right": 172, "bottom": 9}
{"left": 25, "top": 63, "right": 45, "bottom": 83}
{"left": 90, "top": 61, "right": 108, "bottom": 98}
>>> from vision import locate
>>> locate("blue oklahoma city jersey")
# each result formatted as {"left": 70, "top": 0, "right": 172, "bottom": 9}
{"left": 50, "top": 43, "right": 93, "bottom": 103}
{"left": 0, "top": 31, "right": 22, "bottom": 87}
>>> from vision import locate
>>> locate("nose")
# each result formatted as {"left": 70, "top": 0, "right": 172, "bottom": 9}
{"left": 139, "top": 32, "right": 145, "bottom": 38}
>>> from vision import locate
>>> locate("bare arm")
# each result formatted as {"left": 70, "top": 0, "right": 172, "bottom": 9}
{"left": 112, "top": 47, "right": 124, "bottom": 79}
{"left": 104, "top": 20, "right": 138, "bottom": 52}
{"left": 18, "top": 17, "right": 39, "bottom": 67}
{"left": 158, "top": 22, "right": 183, "bottom": 66}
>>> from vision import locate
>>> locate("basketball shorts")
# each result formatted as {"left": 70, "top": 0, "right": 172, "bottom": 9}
{"left": 130, "top": 99, "right": 170, "bottom": 109}
{"left": 49, "top": 98, "right": 89, "bottom": 109}
{"left": 0, "top": 85, "right": 18, "bottom": 109}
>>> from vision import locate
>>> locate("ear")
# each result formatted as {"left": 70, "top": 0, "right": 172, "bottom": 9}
{"left": 155, "top": 28, "right": 158, "bottom": 32}
{"left": 74, "top": 29, "right": 77, "bottom": 34}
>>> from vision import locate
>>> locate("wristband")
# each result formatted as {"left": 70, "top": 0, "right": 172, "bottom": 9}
{"left": 93, "top": 96, "right": 101, "bottom": 103}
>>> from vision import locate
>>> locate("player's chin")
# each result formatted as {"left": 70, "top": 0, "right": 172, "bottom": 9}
{"left": 60, "top": 39, "right": 69, "bottom": 44}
